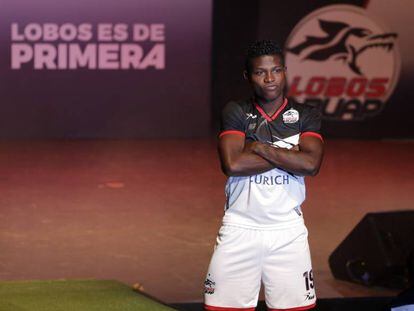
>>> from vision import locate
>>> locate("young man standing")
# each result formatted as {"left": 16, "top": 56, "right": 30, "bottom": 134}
{"left": 204, "top": 40, "right": 324, "bottom": 310}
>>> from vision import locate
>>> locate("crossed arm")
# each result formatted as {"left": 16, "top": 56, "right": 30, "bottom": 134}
{"left": 218, "top": 133, "right": 324, "bottom": 177}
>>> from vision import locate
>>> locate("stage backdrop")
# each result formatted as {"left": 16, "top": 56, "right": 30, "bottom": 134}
{"left": 213, "top": 0, "right": 414, "bottom": 139}
{"left": 0, "top": 0, "right": 212, "bottom": 138}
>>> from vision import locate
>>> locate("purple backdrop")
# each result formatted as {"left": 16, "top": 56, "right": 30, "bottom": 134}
{"left": 0, "top": 0, "right": 212, "bottom": 138}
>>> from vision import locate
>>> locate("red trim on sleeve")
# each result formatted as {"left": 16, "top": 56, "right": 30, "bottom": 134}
{"left": 219, "top": 130, "right": 246, "bottom": 138}
{"left": 254, "top": 98, "right": 288, "bottom": 122}
{"left": 268, "top": 302, "right": 316, "bottom": 311}
{"left": 300, "top": 132, "right": 323, "bottom": 142}
{"left": 204, "top": 305, "right": 256, "bottom": 311}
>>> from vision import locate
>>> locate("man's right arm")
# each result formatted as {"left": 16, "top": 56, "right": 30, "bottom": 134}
{"left": 218, "top": 133, "right": 275, "bottom": 177}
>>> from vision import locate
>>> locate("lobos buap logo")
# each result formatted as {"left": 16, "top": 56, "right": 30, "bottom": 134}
{"left": 285, "top": 5, "right": 400, "bottom": 121}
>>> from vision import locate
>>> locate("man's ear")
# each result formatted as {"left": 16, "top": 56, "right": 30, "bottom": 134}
{"left": 243, "top": 70, "right": 249, "bottom": 80}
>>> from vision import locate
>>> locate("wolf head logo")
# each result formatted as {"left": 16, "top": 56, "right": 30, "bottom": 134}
{"left": 286, "top": 19, "right": 397, "bottom": 76}
{"left": 204, "top": 275, "right": 216, "bottom": 295}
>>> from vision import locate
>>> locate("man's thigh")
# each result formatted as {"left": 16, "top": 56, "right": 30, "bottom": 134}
{"left": 262, "top": 225, "right": 316, "bottom": 310}
{"left": 204, "top": 226, "right": 263, "bottom": 310}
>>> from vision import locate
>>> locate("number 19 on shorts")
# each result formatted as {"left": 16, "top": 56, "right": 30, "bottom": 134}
{"left": 303, "top": 269, "right": 314, "bottom": 291}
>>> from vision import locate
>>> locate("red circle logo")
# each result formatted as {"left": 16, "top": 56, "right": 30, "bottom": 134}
{"left": 285, "top": 5, "right": 400, "bottom": 121}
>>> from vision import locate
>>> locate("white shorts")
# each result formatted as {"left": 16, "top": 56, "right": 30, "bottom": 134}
{"left": 204, "top": 224, "right": 316, "bottom": 310}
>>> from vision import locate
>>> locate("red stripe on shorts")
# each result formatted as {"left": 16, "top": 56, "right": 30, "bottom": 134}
{"left": 204, "top": 304, "right": 256, "bottom": 311}
{"left": 268, "top": 302, "right": 316, "bottom": 311}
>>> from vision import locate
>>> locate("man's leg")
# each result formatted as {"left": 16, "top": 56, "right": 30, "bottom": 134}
{"left": 262, "top": 224, "right": 316, "bottom": 310}
{"left": 204, "top": 225, "right": 262, "bottom": 310}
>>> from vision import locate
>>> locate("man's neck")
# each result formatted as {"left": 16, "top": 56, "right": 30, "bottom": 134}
{"left": 256, "top": 95, "right": 285, "bottom": 116}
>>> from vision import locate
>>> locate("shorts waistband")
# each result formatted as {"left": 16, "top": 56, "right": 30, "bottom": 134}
{"left": 222, "top": 217, "right": 305, "bottom": 231}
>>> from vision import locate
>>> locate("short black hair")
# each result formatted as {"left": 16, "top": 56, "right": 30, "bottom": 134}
{"left": 245, "top": 40, "right": 284, "bottom": 73}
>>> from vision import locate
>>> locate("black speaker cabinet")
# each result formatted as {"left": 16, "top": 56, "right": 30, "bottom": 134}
{"left": 329, "top": 211, "right": 414, "bottom": 289}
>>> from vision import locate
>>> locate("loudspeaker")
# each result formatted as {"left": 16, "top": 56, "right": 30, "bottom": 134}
{"left": 329, "top": 211, "right": 414, "bottom": 289}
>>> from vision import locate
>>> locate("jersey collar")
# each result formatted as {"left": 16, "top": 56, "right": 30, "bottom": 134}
{"left": 254, "top": 98, "right": 288, "bottom": 122}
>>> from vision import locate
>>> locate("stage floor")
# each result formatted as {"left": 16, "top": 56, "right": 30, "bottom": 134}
{"left": 0, "top": 139, "right": 413, "bottom": 303}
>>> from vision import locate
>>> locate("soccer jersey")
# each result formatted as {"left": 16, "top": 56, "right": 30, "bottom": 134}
{"left": 219, "top": 98, "right": 323, "bottom": 229}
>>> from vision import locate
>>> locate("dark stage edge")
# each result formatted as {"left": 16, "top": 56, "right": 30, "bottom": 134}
{"left": 171, "top": 297, "right": 395, "bottom": 311}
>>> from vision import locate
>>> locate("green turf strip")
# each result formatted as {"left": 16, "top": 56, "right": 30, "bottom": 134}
{"left": 0, "top": 279, "right": 176, "bottom": 311}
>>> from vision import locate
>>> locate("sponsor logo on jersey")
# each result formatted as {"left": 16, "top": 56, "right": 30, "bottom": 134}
{"left": 250, "top": 174, "right": 289, "bottom": 186}
{"left": 285, "top": 5, "right": 400, "bottom": 121}
{"left": 282, "top": 109, "right": 299, "bottom": 123}
{"left": 268, "top": 134, "right": 300, "bottom": 149}
{"left": 246, "top": 113, "right": 257, "bottom": 120}
{"left": 204, "top": 274, "right": 216, "bottom": 295}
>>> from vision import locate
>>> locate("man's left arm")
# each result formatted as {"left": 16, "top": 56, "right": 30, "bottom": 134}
{"left": 250, "top": 135, "right": 324, "bottom": 176}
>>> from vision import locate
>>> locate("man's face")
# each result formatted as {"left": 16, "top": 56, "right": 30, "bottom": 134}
{"left": 246, "top": 54, "right": 286, "bottom": 102}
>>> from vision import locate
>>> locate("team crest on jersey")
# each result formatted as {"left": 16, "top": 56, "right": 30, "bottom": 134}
{"left": 282, "top": 109, "right": 299, "bottom": 123}
{"left": 204, "top": 274, "right": 216, "bottom": 295}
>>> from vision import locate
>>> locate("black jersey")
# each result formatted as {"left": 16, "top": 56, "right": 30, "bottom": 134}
{"left": 219, "top": 98, "right": 323, "bottom": 228}
{"left": 220, "top": 98, "right": 322, "bottom": 146}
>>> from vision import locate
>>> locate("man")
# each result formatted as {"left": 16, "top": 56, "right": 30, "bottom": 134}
{"left": 204, "top": 40, "right": 324, "bottom": 311}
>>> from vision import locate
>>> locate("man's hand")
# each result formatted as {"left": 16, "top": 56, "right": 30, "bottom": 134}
{"left": 243, "top": 141, "right": 261, "bottom": 153}
{"left": 219, "top": 135, "right": 275, "bottom": 176}
{"left": 291, "top": 144, "right": 300, "bottom": 151}
{"left": 250, "top": 135, "right": 324, "bottom": 176}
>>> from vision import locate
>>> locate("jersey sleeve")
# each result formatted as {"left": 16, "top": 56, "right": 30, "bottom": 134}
{"left": 300, "top": 105, "right": 323, "bottom": 141}
{"left": 219, "top": 101, "right": 246, "bottom": 138}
